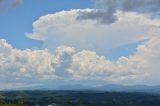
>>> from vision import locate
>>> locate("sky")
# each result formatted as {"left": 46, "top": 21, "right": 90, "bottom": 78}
{"left": 0, "top": 0, "right": 160, "bottom": 89}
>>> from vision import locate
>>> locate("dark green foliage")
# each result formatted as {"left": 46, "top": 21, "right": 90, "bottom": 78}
{"left": 0, "top": 99, "right": 26, "bottom": 106}
{"left": 0, "top": 90, "right": 160, "bottom": 106}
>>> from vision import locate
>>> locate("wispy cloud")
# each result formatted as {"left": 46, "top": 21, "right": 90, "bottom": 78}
{"left": 77, "top": 0, "right": 160, "bottom": 24}
{"left": 0, "top": 0, "right": 22, "bottom": 12}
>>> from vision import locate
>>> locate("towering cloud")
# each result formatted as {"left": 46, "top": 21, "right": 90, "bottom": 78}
{"left": 77, "top": 0, "right": 160, "bottom": 24}
{"left": 27, "top": 9, "right": 160, "bottom": 53}
{"left": 1, "top": 28, "right": 160, "bottom": 86}
{"left": 1, "top": 0, "right": 160, "bottom": 89}
{"left": 20, "top": 1, "right": 160, "bottom": 86}
{"left": 0, "top": 39, "right": 75, "bottom": 84}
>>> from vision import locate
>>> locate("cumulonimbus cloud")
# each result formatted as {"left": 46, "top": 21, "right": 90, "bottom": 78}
{"left": 1, "top": 28, "right": 160, "bottom": 86}
{"left": 26, "top": 9, "right": 160, "bottom": 54}
{"left": 1, "top": 0, "right": 160, "bottom": 88}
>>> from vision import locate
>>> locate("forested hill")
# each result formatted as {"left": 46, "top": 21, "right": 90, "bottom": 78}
{"left": 1, "top": 90, "right": 160, "bottom": 106}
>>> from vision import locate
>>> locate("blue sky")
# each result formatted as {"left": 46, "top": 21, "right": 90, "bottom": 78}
{"left": 0, "top": 0, "right": 138, "bottom": 60}
{"left": 0, "top": 0, "right": 160, "bottom": 89}
{"left": 0, "top": 0, "right": 93, "bottom": 49}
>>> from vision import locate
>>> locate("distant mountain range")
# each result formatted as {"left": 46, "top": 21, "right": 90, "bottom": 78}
{"left": 3, "top": 84, "right": 160, "bottom": 95}
{"left": 57, "top": 84, "right": 160, "bottom": 94}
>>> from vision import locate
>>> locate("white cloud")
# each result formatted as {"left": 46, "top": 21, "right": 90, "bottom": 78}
{"left": 1, "top": 29, "right": 160, "bottom": 85}
{"left": 26, "top": 9, "right": 160, "bottom": 53}
{"left": 67, "top": 32, "right": 160, "bottom": 84}
{"left": 1, "top": 9, "right": 160, "bottom": 86}
{"left": 0, "top": 39, "right": 75, "bottom": 83}
{"left": 67, "top": 50, "right": 145, "bottom": 84}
